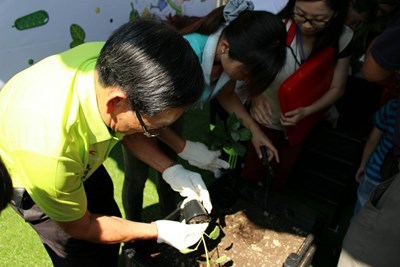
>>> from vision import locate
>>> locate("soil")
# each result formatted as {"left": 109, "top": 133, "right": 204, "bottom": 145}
{"left": 125, "top": 174, "right": 316, "bottom": 267}
{"left": 150, "top": 199, "right": 310, "bottom": 267}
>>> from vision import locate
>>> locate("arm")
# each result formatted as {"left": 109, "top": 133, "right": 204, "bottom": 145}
{"left": 122, "top": 132, "right": 214, "bottom": 212}
{"left": 57, "top": 211, "right": 157, "bottom": 243}
{"left": 355, "top": 127, "right": 382, "bottom": 182}
{"left": 249, "top": 93, "right": 273, "bottom": 126}
{"left": 122, "top": 133, "right": 176, "bottom": 173}
{"left": 157, "top": 127, "right": 230, "bottom": 174}
{"left": 157, "top": 127, "right": 186, "bottom": 153}
{"left": 57, "top": 210, "right": 208, "bottom": 250}
{"left": 362, "top": 37, "right": 394, "bottom": 82}
{"left": 216, "top": 80, "right": 279, "bottom": 162}
{"left": 280, "top": 56, "right": 350, "bottom": 126}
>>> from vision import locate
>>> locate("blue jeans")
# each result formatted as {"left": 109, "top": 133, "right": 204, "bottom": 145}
{"left": 354, "top": 174, "right": 379, "bottom": 216}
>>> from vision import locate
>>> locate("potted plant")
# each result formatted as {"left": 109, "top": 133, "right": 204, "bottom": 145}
{"left": 208, "top": 112, "right": 252, "bottom": 169}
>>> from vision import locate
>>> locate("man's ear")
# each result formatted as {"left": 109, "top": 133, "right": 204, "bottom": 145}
{"left": 106, "top": 91, "right": 128, "bottom": 114}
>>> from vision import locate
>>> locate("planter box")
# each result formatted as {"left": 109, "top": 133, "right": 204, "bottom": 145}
{"left": 123, "top": 191, "right": 315, "bottom": 267}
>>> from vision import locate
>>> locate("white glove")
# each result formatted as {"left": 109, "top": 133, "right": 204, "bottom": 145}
{"left": 162, "top": 164, "right": 212, "bottom": 213}
{"left": 155, "top": 220, "right": 209, "bottom": 250}
{"left": 178, "top": 141, "right": 230, "bottom": 176}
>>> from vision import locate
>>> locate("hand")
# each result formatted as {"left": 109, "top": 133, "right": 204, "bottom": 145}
{"left": 178, "top": 141, "right": 230, "bottom": 175}
{"left": 162, "top": 164, "right": 212, "bottom": 213}
{"left": 249, "top": 126, "right": 279, "bottom": 163}
{"left": 250, "top": 94, "right": 272, "bottom": 126}
{"left": 280, "top": 107, "right": 309, "bottom": 126}
{"left": 355, "top": 167, "right": 364, "bottom": 183}
{"left": 155, "top": 220, "right": 209, "bottom": 250}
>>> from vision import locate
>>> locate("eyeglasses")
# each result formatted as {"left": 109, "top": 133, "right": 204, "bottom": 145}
{"left": 135, "top": 111, "right": 162, "bottom": 138}
{"left": 292, "top": 12, "right": 336, "bottom": 28}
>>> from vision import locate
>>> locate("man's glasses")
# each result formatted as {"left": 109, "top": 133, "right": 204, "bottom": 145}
{"left": 135, "top": 111, "right": 162, "bottom": 138}
{"left": 292, "top": 12, "right": 336, "bottom": 29}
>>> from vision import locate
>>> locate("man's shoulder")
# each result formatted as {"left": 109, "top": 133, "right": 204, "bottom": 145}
{"left": 57, "top": 42, "right": 104, "bottom": 62}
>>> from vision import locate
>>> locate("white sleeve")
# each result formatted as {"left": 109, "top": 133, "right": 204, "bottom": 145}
{"left": 339, "top": 25, "right": 354, "bottom": 53}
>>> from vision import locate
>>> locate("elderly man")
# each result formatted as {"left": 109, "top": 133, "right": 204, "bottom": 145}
{"left": 0, "top": 19, "right": 209, "bottom": 266}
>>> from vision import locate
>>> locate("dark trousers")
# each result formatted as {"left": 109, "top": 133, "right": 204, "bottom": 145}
{"left": 11, "top": 165, "right": 121, "bottom": 267}
{"left": 241, "top": 127, "right": 303, "bottom": 190}
{"left": 122, "top": 118, "right": 182, "bottom": 222}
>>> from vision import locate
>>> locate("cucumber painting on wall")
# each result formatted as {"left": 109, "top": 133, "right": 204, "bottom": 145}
{"left": 0, "top": 0, "right": 217, "bottom": 89}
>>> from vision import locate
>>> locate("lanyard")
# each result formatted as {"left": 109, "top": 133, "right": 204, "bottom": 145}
{"left": 296, "top": 26, "right": 307, "bottom": 61}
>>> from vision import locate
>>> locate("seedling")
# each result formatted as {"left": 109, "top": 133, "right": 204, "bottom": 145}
{"left": 209, "top": 113, "right": 252, "bottom": 157}
{"left": 180, "top": 225, "right": 227, "bottom": 266}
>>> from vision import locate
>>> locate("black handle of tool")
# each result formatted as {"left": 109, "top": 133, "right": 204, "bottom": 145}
{"left": 297, "top": 234, "right": 314, "bottom": 261}
{"left": 282, "top": 234, "right": 314, "bottom": 267}
{"left": 260, "top": 146, "right": 273, "bottom": 210}
{"left": 261, "top": 145, "right": 269, "bottom": 166}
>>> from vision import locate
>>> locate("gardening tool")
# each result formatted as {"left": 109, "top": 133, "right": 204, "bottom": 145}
{"left": 283, "top": 233, "right": 315, "bottom": 267}
{"left": 260, "top": 145, "right": 273, "bottom": 210}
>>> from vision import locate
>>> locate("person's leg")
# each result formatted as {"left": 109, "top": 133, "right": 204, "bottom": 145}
{"left": 155, "top": 117, "right": 183, "bottom": 217}
{"left": 122, "top": 146, "right": 150, "bottom": 221}
{"left": 122, "top": 117, "right": 182, "bottom": 221}
{"left": 270, "top": 136, "right": 303, "bottom": 191}
{"left": 240, "top": 127, "right": 303, "bottom": 190}
{"left": 11, "top": 165, "right": 121, "bottom": 266}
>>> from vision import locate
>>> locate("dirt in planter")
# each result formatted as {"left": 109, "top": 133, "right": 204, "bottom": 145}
{"left": 124, "top": 173, "right": 317, "bottom": 267}
{"left": 146, "top": 198, "right": 311, "bottom": 267}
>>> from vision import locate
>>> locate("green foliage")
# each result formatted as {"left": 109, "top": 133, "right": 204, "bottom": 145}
{"left": 180, "top": 225, "right": 227, "bottom": 267}
{"left": 209, "top": 113, "right": 252, "bottom": 157}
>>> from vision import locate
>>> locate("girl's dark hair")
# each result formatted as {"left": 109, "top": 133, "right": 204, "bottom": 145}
{"left": 96, "top": 19, "right": 204, "bottom": 116}
{"left": 279, "top": 0, "right": 350, "bottom": 58}
{"left": 0, "top": 157, "right": 13, "bottom": 213}
{"left": 167, "top": 7, "right": 287, "bottom": 98}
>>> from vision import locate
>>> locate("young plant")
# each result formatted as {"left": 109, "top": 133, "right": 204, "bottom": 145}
{"left": 209, "top": 113, "right": 252, "bottom": 157}
{"left": 180, "top": 225, "right": 227, "bottom": 266}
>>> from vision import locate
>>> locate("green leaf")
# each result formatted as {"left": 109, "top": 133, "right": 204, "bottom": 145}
{"left": 208, "top": 225, "right": 220, "bottom": 240}
{"left": 237, "top": 128, "right": 252, "bottom": 141}
{"left": 179, "top": 247, "right": 197, "bottom": 254}
{"left": 226, "top": 113, "right": 237, "bottom": 129}
{"left": 232, "top": 142, "right": 246, "bottom": 157}
{"left": 230, "top": 131, "right": 240, "bottom": 142}
{"left": 214, "top": 255, "right": 228, "bottom": 264}
{"left": 229, "top": 121, "right": 241, "bottom": 131}
{"left": 209, "top": 112, "right": 251, "bottom": 154}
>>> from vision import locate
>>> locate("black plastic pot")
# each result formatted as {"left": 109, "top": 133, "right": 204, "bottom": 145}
{"left": 183, "top": 199, "right": 211, "bottom": 224}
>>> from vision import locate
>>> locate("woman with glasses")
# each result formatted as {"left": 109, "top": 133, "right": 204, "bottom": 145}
{"left": 242, "top": 0, "right": 354, "bottom": 190}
